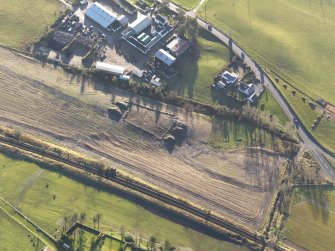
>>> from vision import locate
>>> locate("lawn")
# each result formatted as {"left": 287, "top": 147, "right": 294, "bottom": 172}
{"left": 0, "top": 208, "right": 45, "bottom": 251}
{"left": 0, "top": 153, "right": 247, "bottom": 251}
{"left": 284, "top": 187, "right": 335, "bottom": 251}
{"left": 168, "top": 28, "right": 230, "bottom": 104}
{"left": 0, "top": 0, "right": 63, "bottom": 49}
{"left": 197, "top": 0, "right": 335, "bottom": 152}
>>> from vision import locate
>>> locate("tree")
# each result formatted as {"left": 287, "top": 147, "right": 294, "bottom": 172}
{"left": 96, "top": 213, "right": 102, "bottom": 230}
{"left": 63, "top": 216, "right": 68, "bottom": 232}
{"left": 149, "top": 236, "right": 156, "bottom": 249}
{"left": 80, "top": 212, "right": 86, "bottom": 224}
{"left": 93, "top": 215, "right": 97, "bottom": 229}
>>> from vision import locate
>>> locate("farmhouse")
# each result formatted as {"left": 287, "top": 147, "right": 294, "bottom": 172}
{"left": 238, "top": 82, "right": 255, "bottom": 96}
{"left": 95, "top": 62, "right": 125, "bottom": 75}
{"left": 85, "top": 2, "right": 118, "bottom": 30}
{"left": 166, "top": 36, "right": 190, "bottom": 57}
{"left": 222, "top": 71, "right": 238, "bottom": 86}
{"left": 155, "top": 49, "right": 176, "bottom": 66}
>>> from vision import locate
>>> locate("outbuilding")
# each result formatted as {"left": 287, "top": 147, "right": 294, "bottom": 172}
{"left": 85, "top": 2, "right": 117, "bottom": 30}
{"left": 96, "top": 62, "right": 125, "bottom": 75}
{"left": 155, "top": 49, "right": 176, "bottom": 66}
{"left": 166, "top": 37, "right": 189, "bottom": 57}
{"left": 128, "top": 14, "right": 152, "bottom": 35}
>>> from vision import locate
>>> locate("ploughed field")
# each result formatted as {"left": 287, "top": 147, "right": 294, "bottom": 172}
{"left": 0, "top": 47, "right": 286, "bottom": 230}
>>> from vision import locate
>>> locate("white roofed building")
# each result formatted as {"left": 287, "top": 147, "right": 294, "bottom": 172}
{"left": 96, "top": 62, "right": 125, "bottom": 75}
{"left": 155, "top": 49, "right": 176, "bottom": 66}
{"left": 85, "top": 3, "right": 117, "bottom": 29}
{"left": 128, "top": 14, "right": 152, "bottom": 35}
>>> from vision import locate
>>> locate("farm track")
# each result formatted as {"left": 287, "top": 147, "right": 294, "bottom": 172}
{"left": 0, "top": 134, "right": 267, "bottom": 249}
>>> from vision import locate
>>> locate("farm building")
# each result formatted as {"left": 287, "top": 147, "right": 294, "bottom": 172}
{"left": 49, "top": 31, "right": 74, "bottom": 51}
{"left": 96, "top": 62, "right": 125, "bottom": 75}
{"left": 166, "top": 37, "right": 189, "bottom": 57}
{"left": 128, "top": 14, "right": 152, "bottom": 35}
{"left": 85, "top": 2, "right": 117, "bottom": 30}
{"left": 155, "top": 49, "right": 176, "bottom": 66}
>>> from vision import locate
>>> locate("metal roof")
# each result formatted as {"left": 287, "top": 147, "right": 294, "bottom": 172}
{"left": 155, "top": 49, "right": 176, "bottom": 66}
{"left": 129, "top": 14, "right": 152, "bottom": 35}
{"left": 85, "top": 3, "right": 117, "bottom": 29}
{"left": 96, "top": 62, "right": 125, "bottom": 75}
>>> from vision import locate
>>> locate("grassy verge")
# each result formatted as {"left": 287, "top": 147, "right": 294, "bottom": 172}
{"left": 0, "top": 153, "right": 247, "bottom": 251}
{"left": 256, "top": 90, "right": 289, "bottom": 125}
{"left": 168, "top": 28, "right": 230, "bottom": 104}
{"left": 0, "top": 0, "right": 63, "bottom": 49}
{"left": 283, "top": 186, "right": 335, "bottom": 251}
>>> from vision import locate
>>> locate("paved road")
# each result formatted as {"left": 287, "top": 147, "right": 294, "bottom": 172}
{"left": 168, "top": 2, "right": 335, "bottom": 180}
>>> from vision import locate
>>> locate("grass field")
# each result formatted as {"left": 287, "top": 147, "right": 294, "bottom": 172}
{"left": 0, "top": 153, "right": 247, "bottom": 251}
{"left": 168, "top": 28, "right": 230, "bottom": 104}
{"left": 197, "top": 0, "right": 335, "bottom": 152}
{"left": 0, "top": 0, "right": 63, "bottom": 49}
{"left": 274, "top": 78, "right": 335, "bottom": 152}
{"left": 0, "top": 208, "right": 45, "bottom": 251}
{"left": 284, "top": 187, "right": 335, "bottom": 251}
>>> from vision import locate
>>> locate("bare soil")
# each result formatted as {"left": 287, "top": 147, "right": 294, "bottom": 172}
{"left": 0, "top": 47, "right": 285, "bottom": 230}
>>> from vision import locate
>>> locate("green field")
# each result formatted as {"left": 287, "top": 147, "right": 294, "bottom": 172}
{"left": 0, "top": 153, "right": 247, "bottom": 251}
{"left": 169, "top": 28, "right": 230, "bottom": 104}
{"left": 197, "top": 0, "right": 335, "bottom": 152}
{"left": 0, "top": 208, "right": 45, "bottom": 251}
{"left": 0, "top": 0, "right": 63, "bottom": 48}
{"left": 284, "top": 187, "right": 335, "bottom": 251}
{"left": 274, "top": 78, "right": 335, "bottom": 152}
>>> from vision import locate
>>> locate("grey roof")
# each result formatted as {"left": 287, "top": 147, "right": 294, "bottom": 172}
{"left": 85, "top": 2, "right": 117, "bottom": 29}
{"left": 155, "top": 49, "right": 176, "bottom": 66}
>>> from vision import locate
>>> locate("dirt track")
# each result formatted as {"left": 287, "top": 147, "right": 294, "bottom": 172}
{"left": 0, "top": 47, "right": 284, "bottom": 229}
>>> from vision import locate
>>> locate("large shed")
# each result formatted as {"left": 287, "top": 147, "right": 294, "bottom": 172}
{"left": 129, "top": 14, "right": 152, "bottom": 35}
{"left": 96, "top": 62, "right": 125, "bottom": 75}
{"left": 85, "top": 2, "right": 117, "bottom": 29}
{"left": 155, "top": 49, "right": 176, "bottom": 66}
